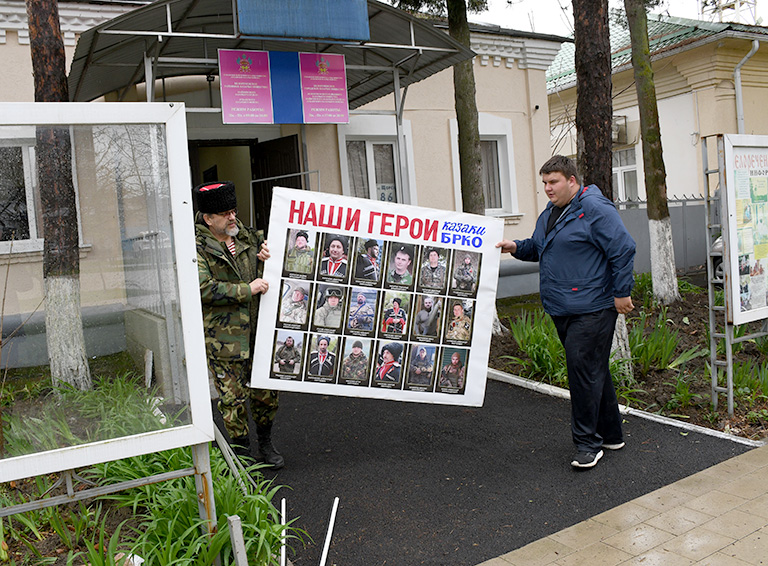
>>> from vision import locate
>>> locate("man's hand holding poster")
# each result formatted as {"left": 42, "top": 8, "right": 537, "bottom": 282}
{"left": 252, "top": 187, "right": 503, "bottom": 406}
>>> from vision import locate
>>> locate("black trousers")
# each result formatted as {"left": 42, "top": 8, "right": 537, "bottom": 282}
{"left": 552, "top": 308, "right": 623, "bottom": 452}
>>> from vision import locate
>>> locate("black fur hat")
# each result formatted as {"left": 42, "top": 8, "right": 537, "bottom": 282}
{"left": 382, "top": 342, "right": 403, "bottom": 359}
{"left": 194, "top": 181, "right": 237, "bottom": 214}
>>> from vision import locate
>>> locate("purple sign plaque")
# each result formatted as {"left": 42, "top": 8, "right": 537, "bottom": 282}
{"left": 219, "top": 49, "right": 274, "bottom": 124}
{"left": 299, "top": 53, "right": 349, "bottom": 124}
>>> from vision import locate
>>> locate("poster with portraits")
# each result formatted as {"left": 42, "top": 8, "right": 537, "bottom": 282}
{"left": 252, "top": 187, "right": 504, "bottom": 406}
{"left": 723, "top": 135, "right": 768, "bottom": 325}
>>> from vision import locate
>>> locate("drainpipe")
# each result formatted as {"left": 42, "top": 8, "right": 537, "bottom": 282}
{"left": 734, "top": 40, "right": 759, "bottom": 134}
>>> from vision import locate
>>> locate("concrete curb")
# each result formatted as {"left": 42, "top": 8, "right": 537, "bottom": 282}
{"left": 487, "top": 368, "right": 765, "bottom": 448}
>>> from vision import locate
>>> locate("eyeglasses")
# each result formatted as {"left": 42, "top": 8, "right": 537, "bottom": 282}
{"left": 214, "top": 208, "right": 238, "bottom": 218}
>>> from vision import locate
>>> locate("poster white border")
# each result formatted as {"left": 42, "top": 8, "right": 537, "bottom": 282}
{"left": 253, "top": 187, "right": 504, "bottom": 407}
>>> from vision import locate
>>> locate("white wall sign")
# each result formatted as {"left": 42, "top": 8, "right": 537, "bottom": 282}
{"left": 252, "top": 188, "right": 504, "bottom": 407}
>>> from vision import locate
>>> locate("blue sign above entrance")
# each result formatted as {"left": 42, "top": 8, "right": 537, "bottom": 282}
{"left": 237, "top": 0, "right": 370, "bottom": 42}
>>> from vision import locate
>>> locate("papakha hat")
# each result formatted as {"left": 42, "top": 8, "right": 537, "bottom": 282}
{"left": 382, "top": 342, "right": 403, "bottom": 358}
{"left": 194, "top": 181, "right": 237, "bottom": 214}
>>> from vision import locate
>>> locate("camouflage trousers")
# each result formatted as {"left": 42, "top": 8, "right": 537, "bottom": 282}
{"left": 208, "top": 358, "right": 279, "bottom": 439}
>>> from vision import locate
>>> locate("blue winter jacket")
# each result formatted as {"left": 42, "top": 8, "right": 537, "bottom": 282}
{"left": 513, "top": 185, "right": 636, "bottom": 317}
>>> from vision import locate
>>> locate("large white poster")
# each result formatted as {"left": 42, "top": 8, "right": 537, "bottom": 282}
{"left": 252, "top": 188, "right": 504, "bottom": 406}
{"left": 724, "top": 134, "right": 768, "bottom": 325}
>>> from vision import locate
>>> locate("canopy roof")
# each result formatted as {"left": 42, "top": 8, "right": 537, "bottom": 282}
{"left": 68, "top": 0, "right": 475, "bottom": 106}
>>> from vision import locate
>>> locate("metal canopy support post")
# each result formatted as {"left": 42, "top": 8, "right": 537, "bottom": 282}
{"left": 392, "top": 68, "right": 407, "bottom": 204}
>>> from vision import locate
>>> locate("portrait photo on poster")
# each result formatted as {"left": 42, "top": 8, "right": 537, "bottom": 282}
{"left": 450, "top": 250, "right": 481, "bottom": 298}
{"left": 306, "top": 333, "right": 339, "bottom": 383}
{"left": 346, "top": 287, "right": 378, "bottom": 337}
{"left": 352, "top": 237, "right": 385, "bottom": 286}
{"left": 272, "top": 330, "right": 305, "bottom": 380}
{"left": 278, "top": 279, "right": 312, "bottom": 330}
{"left": 379, "top": 291, "right": 411, "bottom": 338}
{"left": 443, "top": 298, "right": 474, "bottom": 346}
{"left": 410, "top": 294, "right": 443, "bottom": 343}
{"left": 436, "top": 347, "right": 468, "bottom": 394}
{"left": 283, "top": 228, "right": 317, "bottom": 279}
{"left": 338, "top": 337, "right": 374, "bottom": 386}
{"left": 312, "top": 284, "right": 346, "bottom": 333}
{"left": 404, "top": 344, "right": 437, "bottom": 392}
{"left": 371, "top": 340, "right": 404, "bottom": 389}
{"left": 384, "top": 242, "right": 416, "bottom": 291}
{"left": 317, "top": 233, "right": 351, "bottom": 283}
{"left": 416, "top": 245, "right": 449, "bottom": 294}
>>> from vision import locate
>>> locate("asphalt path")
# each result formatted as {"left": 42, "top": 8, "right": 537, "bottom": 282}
{"left": 226, "top": 379, "right": 752, "bottom": 566}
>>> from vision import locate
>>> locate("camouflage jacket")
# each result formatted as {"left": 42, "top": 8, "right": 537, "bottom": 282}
{"left": 196, "top": 214, "right": 265, "bottom": 362}
{"left": 341, "top": 351, "right": 369, "bottom": 382}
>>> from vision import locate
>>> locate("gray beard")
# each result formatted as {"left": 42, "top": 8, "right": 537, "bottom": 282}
{"left": 225, "top": 225, "right": 239, "bottom": 238}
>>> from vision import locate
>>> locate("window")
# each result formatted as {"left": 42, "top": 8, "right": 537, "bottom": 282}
{"left": 612, "top": 147, "right": 638, "bottom": 201}
{"left": 0, "top": 142, "right": 43, "bottom": 253}
{"left": 450, "top": 114, "right": 518, "bottom": 216}
{"left": 480, "top": 140, "right": 502, "bottom": 209}
{"left": 345, "top": 140, "right": 399, "bottom": 203}
{"left": 338, "top": 115, "right": 416, "bottom": 205}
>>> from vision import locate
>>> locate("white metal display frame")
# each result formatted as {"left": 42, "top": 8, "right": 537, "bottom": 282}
{"left": 0, "top": 102, "right": 214, "bottom": 484}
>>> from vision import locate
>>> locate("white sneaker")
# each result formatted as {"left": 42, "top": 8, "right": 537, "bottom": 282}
{"left": 602, "top": 442, "right": 625, "bottom": 450}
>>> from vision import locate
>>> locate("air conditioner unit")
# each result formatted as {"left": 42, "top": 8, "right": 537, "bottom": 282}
{"left": 612, "top": 115, "right": 627, "bottom": 145}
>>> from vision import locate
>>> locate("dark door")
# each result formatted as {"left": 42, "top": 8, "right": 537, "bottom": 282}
{"left": 250, "top": 134, "right": 302, "bottom": 230}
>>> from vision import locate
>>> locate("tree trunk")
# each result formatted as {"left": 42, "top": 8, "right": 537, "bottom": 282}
{"left": 573, "top": 0, "right": 613, "bottom": 199}
{"left": 573, "top": 0, "right": 631, "bottom": 367}
{"left": 447, "top": 0, "right": 484, "bottom": 216}
{"left": 624, "top": 0, "right": 680, "bottom": 304}
{"left": 27, "top": 0, "right": 92, "bottom": 389}
{"left": 445, "top": 0, "right": 507, "bottom": 335}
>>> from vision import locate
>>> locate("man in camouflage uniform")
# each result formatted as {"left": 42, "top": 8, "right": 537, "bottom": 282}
{"left": 284, "top": 230, "right": 314, "bottom": 274}
{"left": 280, "top": 285, "right": 308, "bottom": 325}
{"left": 194, "top": 181, "right": 284, "bottom": 469}
{"left": 274, "top": 335, "right": 301, "bottom": 374}
{"left": 341, "top": 340, "right": 369, "bottom": 383}
{"left": 409, "top": 346, "right": 433, "bottom": 385}
{"left": 446, "top": 302, "right": 472, "bottom": 341}
{"left": 419, "top": 248, "right": 446, "bottom": 289}
{"left": 314, "top": 287, "right": 344, "bottom": 328}
{"left": 454, "top": 255, "right": 477, "bottom": 291}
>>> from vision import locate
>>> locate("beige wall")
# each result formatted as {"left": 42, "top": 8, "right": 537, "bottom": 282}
{"left": 548, "top": 36, "right": 768, "bottom": 200}
{"left": 345, "top": 51, "right": 559, "bottom": 240}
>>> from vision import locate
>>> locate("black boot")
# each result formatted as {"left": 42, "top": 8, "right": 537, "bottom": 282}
{"left": 256, "top": 423, "right": 285, "bottom": 469}
{"left": 229, "top": 435, "right": 252, "bottom": 461}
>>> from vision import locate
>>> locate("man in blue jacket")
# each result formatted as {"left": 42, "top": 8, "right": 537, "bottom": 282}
{"left": 497, "top": 155, "right": 635, "bottom": 469}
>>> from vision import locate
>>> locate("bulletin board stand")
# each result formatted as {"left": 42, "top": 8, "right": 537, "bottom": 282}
{"left": 702, "top": 134, "right": 768, "bottom": 416}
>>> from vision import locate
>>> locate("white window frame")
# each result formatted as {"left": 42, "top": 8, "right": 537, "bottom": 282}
{"left": 337, "top": 114, "right": 417, "bottom": 205}
{"left": 450, "top": 113, "right": 518, "bottom": 216}
{"left": 0, "top": 130, "right": 85, "bottom": 255}
{"left": 612, "top": 146, "right": 639, "bottom": 202}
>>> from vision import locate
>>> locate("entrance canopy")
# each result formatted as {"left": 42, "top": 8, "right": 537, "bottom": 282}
{"left": 68, "top": 0, "right": 475, "bottom": 107}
